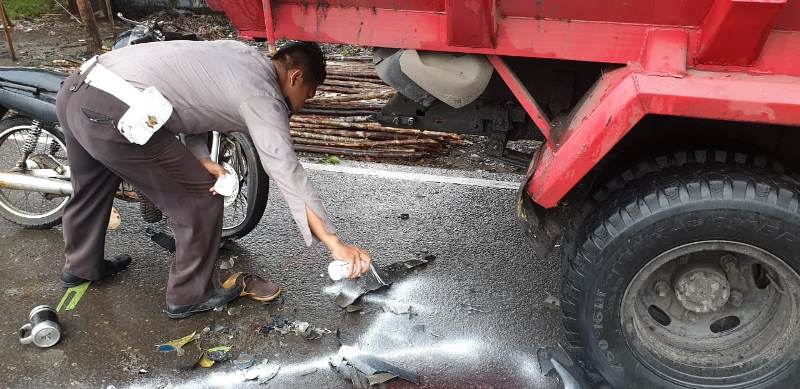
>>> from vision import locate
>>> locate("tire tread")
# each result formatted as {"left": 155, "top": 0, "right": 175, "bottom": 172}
{"left": 559, "top": 148, "right": 800, "bottom": 387}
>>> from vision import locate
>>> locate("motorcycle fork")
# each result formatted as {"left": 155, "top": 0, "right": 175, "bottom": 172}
{"left": 210, "top": 131, "right": 242, "bottom": 172}
{"left": 210, "top": 131, "right": 221, "bottom": 163}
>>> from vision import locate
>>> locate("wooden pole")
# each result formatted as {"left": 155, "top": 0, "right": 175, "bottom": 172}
{"left": 293, "top": 144, "right": 424, "bottom": 159}
{"left": 104, "top": 0, "right": 116, "bottom": 42}
{"left": 75, "top": 0, "right": 102, "bottom": 54}
{"left": 0, "top": 0, "right": 15, "bottom": 61}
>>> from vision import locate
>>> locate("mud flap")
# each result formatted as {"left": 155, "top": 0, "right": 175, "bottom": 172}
{"left": 516, "top": 150, "right": 564, "bottom": 259}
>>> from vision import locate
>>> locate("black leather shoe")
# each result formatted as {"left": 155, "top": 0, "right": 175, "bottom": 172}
{"left": 60, "top": 254, "right": 133, "bottom": 288}
{"left": 165, "top": 283, "right": 243, "bottom": 320}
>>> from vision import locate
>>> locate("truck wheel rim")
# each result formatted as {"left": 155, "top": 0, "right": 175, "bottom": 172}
{"left": 620, "top": 240, "right": 800, "bottom": 386}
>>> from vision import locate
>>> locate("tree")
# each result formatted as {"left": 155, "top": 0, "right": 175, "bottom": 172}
{"left": 75, "top": 0, "right": 102, "bottom": 54}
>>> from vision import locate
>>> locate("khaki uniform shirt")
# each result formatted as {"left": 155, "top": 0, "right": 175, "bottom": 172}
{"left": 98, "top": 39, "right": 334, "bottom": 245}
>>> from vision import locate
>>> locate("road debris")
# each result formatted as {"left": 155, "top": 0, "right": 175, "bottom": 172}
{"left": 330, "top": 345, "right": 419, "bottom": 387}
{"left": 175, "top": 348, "right": 204, "bottom": 371}
{"left": 383, "top": 303, "right": 413, "bottom": 316}
{"left": 206, "top": 346, "right": 232, "bottom": 362}
{"left": 146, "top": 228, "right": 176, "bottom": 253}
{"left": 219, "top": 258, "right": 235, "bottom": 270}
{"left": 233, "top": 354, "right": 255, "bottom": 370}
{"left": 156, "top": 331, "right": 198, "bottom": 356}
{"left": 334, "top": 257, "right": 432, "bottom": 308}
{"left": 198, "top": 346, "right": 232, "bottom": 368}
{"left": 399, "top": 213, "right": 410, "bottom": 220}
{"left": 301, "top": 367, "right": 319, "bottom": 376}
{"left": 242, "top": 359, "right": 280, "bottom": 383}
{"left": 544, "top": 293, "right": 561, "bottom": 310}
{"left": 537, "top": 345, "right": 591, "bottom": 389}
{"left": 260, "top": 317, "right": 332, "bottom": 340}
{"left": 345, "top": 304, "right": 363, "bottom": 313}
{"left": 56, "top": 282, "right": 91, "bottom": 312}
{"left": 18, "top": 305, "right": 62, "bottom": 348}
{"left": 461, "top": 303, "right": 484, "bottom": 314}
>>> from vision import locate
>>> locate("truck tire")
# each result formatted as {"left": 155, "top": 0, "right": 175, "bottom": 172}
{"left": 562, "top": 152, "right": 800, "bottom": 388}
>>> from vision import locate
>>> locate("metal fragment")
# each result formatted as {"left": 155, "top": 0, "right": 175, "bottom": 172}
{"left": 334, "top": 258, "right": 431, "bottom": 308}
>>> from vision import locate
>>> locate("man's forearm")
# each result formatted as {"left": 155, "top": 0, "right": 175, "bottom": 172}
{"left": 184, "top": 133, "right": 211, "bottom": 159}
{"left": 306, "top": 204, "right": 338, "bottom": 247}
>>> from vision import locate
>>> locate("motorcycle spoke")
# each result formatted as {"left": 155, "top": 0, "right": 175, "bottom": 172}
{"left": 41, "top": 132, "right": 50, "bottom": 154}
{"left": 8, "top": 190, "right": 22, "bottom": 209}
{"left": 0, "top": 126, "right": 71, "bottom": 219}
{"left": 13, "top": 131, "right": 24, "bottom": 154}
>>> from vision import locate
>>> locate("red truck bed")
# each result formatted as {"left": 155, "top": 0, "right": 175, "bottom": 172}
{"left": 209, "top": 0, "right": 800, "bottom": 210}
{"left": 209, "top": 0, "right": 800, "bottom": 76}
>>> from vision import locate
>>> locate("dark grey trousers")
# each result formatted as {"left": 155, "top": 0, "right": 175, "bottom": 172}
{"left": 56, "top": 70, "right": 222, "bottom": 306}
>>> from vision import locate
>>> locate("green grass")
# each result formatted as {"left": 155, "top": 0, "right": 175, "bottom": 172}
{"left": 4, "top": 0, "right": 58, "bottom": 20}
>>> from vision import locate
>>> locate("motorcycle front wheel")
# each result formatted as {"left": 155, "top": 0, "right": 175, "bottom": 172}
{"left": 218, "top": 132, "right": 269, "bottom": 240}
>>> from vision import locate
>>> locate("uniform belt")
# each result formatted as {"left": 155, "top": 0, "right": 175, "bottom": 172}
{"left": 78, "top": 56, "right": 143, "bottom": 107}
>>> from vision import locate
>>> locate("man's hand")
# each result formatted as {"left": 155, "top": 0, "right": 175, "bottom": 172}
{"left": 328, "top": 239, "right": 372, "bottom": 278}
{"left": 199, "top": 158, "right": 227, "bottom": 195}
{"left": 200, "top": 158, "right": 227, "bottom": 178}
{"left": 305, "top": 204, "right": 372, "bottom": 278}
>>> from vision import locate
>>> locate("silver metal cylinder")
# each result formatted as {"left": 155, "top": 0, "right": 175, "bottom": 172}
{"left": 210, "top": 131, "right": 221, "bottom": 163}
{"left": 19, "top": 305, "right": 61, "bottom": 348}
{"left": 0, "top": 172, "right": 73, "bottom": 195}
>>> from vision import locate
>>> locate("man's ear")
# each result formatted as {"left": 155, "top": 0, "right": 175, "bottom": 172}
{"left": 289, "top": 69, "right": 303, "bottom": 87}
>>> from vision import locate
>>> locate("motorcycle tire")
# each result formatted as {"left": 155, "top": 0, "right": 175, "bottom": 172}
{"left": 0, "top": 116, "right": 69, "bottom": 229}
{"left": 220, "top": 132, "right": 269, "bottom": 240}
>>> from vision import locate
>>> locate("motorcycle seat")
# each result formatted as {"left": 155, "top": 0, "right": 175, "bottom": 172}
{"left": 0, "top": 67, "right": 67, "bottom": 94}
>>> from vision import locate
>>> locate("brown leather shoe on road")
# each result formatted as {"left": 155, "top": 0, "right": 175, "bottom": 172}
{"left": 223, "top": 272, "right": 282, "bottom": 302}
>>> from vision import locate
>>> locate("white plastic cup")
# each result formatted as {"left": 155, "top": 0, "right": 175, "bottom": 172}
{"left": 328, "top": 260, "right": 352, "bottom": 281}
{"left": 213, "top": 173, "right": 237, "bottom": 197}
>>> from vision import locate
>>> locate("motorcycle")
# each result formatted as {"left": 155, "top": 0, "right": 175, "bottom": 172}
{"left": 0, "top": 13, "right": 269, "bottom": 240}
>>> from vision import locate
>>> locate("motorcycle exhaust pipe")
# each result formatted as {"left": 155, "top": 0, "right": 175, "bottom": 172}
{"left": 0, "top": 172, "right": 73, "bottom": 196}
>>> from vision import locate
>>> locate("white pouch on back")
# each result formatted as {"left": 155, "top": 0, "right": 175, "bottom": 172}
{"left": 117, "top": 87, "right": 173, "bottom": 145}
{"left": 82, "top": 57, "right": 173, "bottom": 145}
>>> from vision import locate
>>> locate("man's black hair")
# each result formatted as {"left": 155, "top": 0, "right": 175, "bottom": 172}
{"left": 272, "top": 41, "right": 327, "bottom": 86}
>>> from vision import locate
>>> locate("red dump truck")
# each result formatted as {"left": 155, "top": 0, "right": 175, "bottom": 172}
{"left": 208, "top": 1, "right": 800, "bottom": 387}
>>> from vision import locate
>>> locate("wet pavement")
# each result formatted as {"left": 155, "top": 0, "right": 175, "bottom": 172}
{"left": 0, "top": 160, "right": 563, "bottom": 388}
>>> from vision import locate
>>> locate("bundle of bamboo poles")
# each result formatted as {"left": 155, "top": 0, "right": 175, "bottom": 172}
{"left": 292, "top": 58, "right": 464, "bottom": 159}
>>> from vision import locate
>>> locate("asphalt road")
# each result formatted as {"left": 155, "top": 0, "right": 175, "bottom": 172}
{"left": 0, "top": 160, "right": 564, "bottom": 388}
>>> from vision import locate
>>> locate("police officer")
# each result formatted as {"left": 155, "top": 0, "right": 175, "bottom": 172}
{"left": 56, "top": 41, "right": 371, "bottom": 319}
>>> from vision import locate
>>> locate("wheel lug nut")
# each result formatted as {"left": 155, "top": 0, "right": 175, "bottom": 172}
{"left": 729, "top": 289, "right": 744, "bottom": 307}
{"left": 654, "top": 280, "right": 670, "bottom": 297}
{"left": 721, "top": 255, "right": 738, "bottom": 273}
